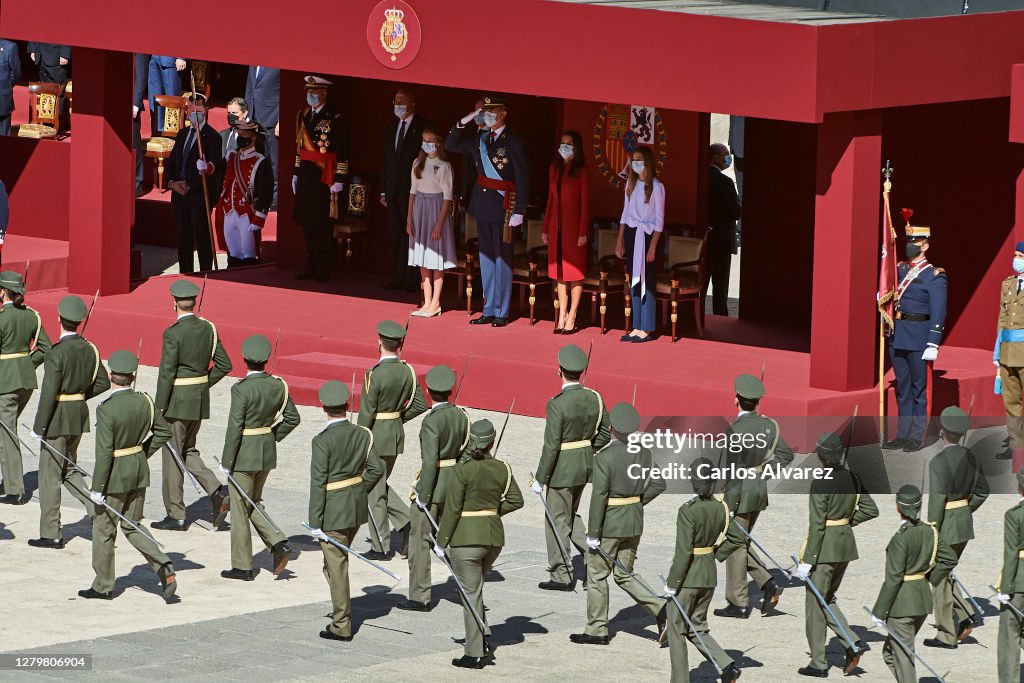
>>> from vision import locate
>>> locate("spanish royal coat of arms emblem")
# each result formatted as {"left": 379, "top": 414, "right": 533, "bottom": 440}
{"left": 379, "top": 7, "right": 408, "bottom": 62}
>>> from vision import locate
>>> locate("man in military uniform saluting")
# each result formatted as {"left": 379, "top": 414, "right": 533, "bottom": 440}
{"left": 715, "top": 373, "right": 793, "bottom": 619}
{"left": 994, "top": 241, "right": 1024, "bottom": 470}
{"left": 884, "top": 217, "right": 946, "bottom": 453}
{"left": 308, "top": 381, "right": 385, "bottom": 641}
{"left": 0, "top": 271, "right": 51, "bottom": 504}
{"left": 868, "top": 485, "right": 957, "bottom": 683}
{"left": 570, "top": 402, "right": 665, "bottom": 645}
{"left": 152, "top": 280, "right": 232, "bottom": 531}
{"left": 923, "top": 405, "right": 988, "bottom": 649}
{"left": 399, "top": 364, "right": 471, "bottom": 612}
{"left": 80, "top": 350, "right": 176, "bottom": 602}
{"left": 292, "top": 75, "right": 349, "bottom": 282}
{"left": 444, "top": 95, "right": 529, "bottom": 327}
{"left": 663, "top": 457, "right": 744, "bottom": 683}
{"left": 219, "top": 334, "right": 300, "bottom": 581}
{"left": 994, "top": 467, "right": 1024, "bottom": 682}
{"left": 29, "top": 295, "right": 110, "bottom": 549}
{"left": 533, "top": 344, "right": 610, "bottom": 591}
{"left": 358, "top": 320, "right": 427, "bottom": 560}
{"left": 793, "top": 432, "right": 878, "bottom": 677}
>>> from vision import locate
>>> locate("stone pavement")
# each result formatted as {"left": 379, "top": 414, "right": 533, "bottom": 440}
{"left": 0, "top": 365, "right": 1014, "bottom": 682}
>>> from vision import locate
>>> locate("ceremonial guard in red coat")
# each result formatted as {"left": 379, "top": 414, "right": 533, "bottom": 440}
{"left": 207, "top": 121, "right": 274, "bottom": 267}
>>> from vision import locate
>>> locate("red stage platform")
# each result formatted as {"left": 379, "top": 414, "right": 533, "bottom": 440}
{"left": 2, "top": 235, "right": 68, "bottom": 290}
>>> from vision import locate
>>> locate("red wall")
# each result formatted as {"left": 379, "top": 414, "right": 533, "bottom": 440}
{"left": 0, "top": 136, "right": 70, "bottom": 241}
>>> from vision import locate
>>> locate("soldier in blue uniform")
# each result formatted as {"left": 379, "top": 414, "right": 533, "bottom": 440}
{"left": 445, "top": 95, "right": 529, "bottom": 328}
{"left": 884, "top": 221, "right": 947, "bottom": 453}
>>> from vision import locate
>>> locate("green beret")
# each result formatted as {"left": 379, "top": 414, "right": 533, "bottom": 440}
{"left": 468, "top": 418, "right": 496, "bottom": 451}
{"left": 57, "top": 295, "right": 88, "bottom": 323}
{"left": 691, "top": 456, "right": 717, "bottom": 494}
{"left": 939, "top": 406, "right": 969, "bottom": 435}
{"left": 896, "top": 484, "right": 922, "bottom": 518}
{"left": 0, "top": 271, "right": 25, "bottom": 294}
{"left": 610, "top": 402, "right": 639, "bottom": 435}
{"left": 734, "top": 374, "right": 765, "bottom": 400}
{"left": 108, "top": 350, "right": 139, "bottom": 374}
{"left": 169, "top": 280, "right": 200, "bottom": 300}
{"left": 377, "top": 320, "right": 406, "bottom": 342}
{"left": 557, "top": 344, "right": 588, "bottom": 374}
{"left": 319, "top": 380, "right": 349, "bottom": 408}
{"left": 1017, "top": 467, "right": 1024, "bottom": 490}
{"left": 426, "top": 365, "right": 457, "bottom": 393}
{"left": 241, "top": 334, "right": 272, "bottom": 363}
{"left": 815, "top": 432, "right": 844, "bottom": 464}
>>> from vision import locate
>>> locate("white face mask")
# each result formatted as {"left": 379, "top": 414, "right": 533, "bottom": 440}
{"left": 483, "top": 111, "right": 498, "bottom": 128}
{"left": 631, "top": 160, "right": 645, "bottom": 174}
{"left": 558, "top": 144, "right": 573, "bottom": 160}
{"left": 394, "top": 104, "right": 408, "bottom": 118}
{"left": 306, "top": 92, "right": 320, "bottom": 107}
{"left": 421, "top": 141, "right": 438, "bottom": 155}
{"left": 1014, "top": 257, "right": 1024, "bottom": 274}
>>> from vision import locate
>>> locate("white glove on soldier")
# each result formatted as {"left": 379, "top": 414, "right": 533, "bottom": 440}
{"left": 871, "top": 614, "right": 886, "bottom": 629}
{"left": 460, "top": 109, "right": 482, "bottom": 126}
{"left": 89, "top": 491, "right": 106, "bottom": 506}
{"left": 922, "top": 344, "right": 938, "bottom": 361}
{"left": 996, "top": 592, "right": 1011, "bottom": 605}
{"left": 662, "top": 585, "right": 677, "bottom": 598}
{"left": 330, "top": 182, "right": 345, "bottom": 194}
{"left": 795, "top": 563, "right": 812, "bottom": 581}
{"left": 196, "top": 159, "right": 211, "bottom": 173}
{"left": 432, "top": 543, "right": 445, "bottom": 559}
{"left": 586, "top": 537, "right": 600, "bottom": 550}
{"left": 310, "top": 527, "right": 328, "bottom": 542}
{"left": 508, "top": 213, "right": 524, "bottom": 228}
{"left": 531, "top": 480, "right": 543, "bottom": 494}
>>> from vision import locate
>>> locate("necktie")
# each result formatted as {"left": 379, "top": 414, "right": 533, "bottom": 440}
{"left": 1018, "top": 278, "right": 1022, "bottom": 294}
{"left": 396, "top": 119, "right": 406, "bottom": 151}
{"left": 488, "top": 131, "right": 495, "bottom": 145}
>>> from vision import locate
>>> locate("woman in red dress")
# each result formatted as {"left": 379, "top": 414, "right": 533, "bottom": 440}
{"left": 542, "top": 130, "right": 590, "bottom": 334}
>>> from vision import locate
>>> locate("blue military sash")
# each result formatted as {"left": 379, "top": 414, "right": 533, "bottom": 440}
{"left": 479, "top": 135, "right": 506, "bottom": 198}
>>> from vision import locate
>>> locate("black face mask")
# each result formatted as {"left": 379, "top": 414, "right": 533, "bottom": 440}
{"left": 227, "top": 113, "right": 239, "bottom": 127}
{"left": 905, "top": 243, "right": 922, "bottom": 260}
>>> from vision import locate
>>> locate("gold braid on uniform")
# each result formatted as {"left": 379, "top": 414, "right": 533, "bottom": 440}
{"left": 87, "top": 341, "right": 101, "bottom": 384}
{"left": 29, "top": 307, "right": 42, "bottom": 351}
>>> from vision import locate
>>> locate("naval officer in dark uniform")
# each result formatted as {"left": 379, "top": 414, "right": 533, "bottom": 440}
{"left": 884, "top": 219, "right": 947, "bottom": 453}
{"left": 444, "top": 95, "right": 529, "bottom": 327}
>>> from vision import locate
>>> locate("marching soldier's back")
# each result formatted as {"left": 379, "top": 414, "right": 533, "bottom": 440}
{"left": 872, "top": 520, "right": 956, "bottom": 619}
{"left": 723, "top": 411, "right": 793, "bottom": 514}
{"left": 536, "top": 384, "right": 610, "bottom": 489}
{"left": 587, "top": 440, "right": 664, "bottom": 540}
{"left": 665, "top": 497, "right": 736, "bottom": 590}
{"left": 927, "top": 443, "right": 989, "bottom": 545}
{"left": 357, "top": 357, "right": 426, "bottom": 455}
{"left": 437, "top": 457, "right": 524, "bottom": 548}
{"left": 93, "top": 390, "right": 172, "bottom": 495}
{"left": 33, "top": 335, "right": 110, "bottom": 437}
{"left": 155, "top": 315, "right": 232, "bottom": 421}
{"left": 802, "top": 468, "right": 878, "bottom": 565}
{"left": 309, "top": 420, "right": 384, "bottom": 532}
{"left": 418, "top": 403, "right": 471, "bottom": 506}
{"left": 0, "top": 302, "right": 49, "bottom": 391}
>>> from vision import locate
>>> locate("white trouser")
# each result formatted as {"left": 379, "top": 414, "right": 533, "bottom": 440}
{"left": 223, "top": 209, "right": 258, "bottom": 259}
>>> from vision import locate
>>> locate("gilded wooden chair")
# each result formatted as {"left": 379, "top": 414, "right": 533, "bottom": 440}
{"left": 333, "top": 179, "right": 371, "bottom": 271}
{"left": 145, "top": 95, "right": 188, "bottom": 191}
{"left": 578, "top": 228, "right": 624, "bottom": 334}
{"left": 17, "top": 82, "right": 61, "bottom": 138}
{"left": 511, "top": 218, "right": 549, "bottom": 325}
{"left": 654, "top": 235, "right": 707, "bottom": 341}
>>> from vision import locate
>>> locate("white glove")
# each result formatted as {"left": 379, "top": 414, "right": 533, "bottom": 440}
{"left": 870, "top": 614, "right": 886, "bottom": 629}
{"left": 29, "top": 431, "right": 42, "bottom": 442}
{"left": 291, "top": 176, "right": 298, "bottom": 194}
{"left": 249, "top": 223, "right": 261, "bottom": 233}
{"left": 330, "top": 182, "right": 345, "bottom": 194}
{"left": 508, "top": 213, "right": 524, "bottom": 228}
{"left": 432, "top": 543, "right": 445, "bottom": 559}
{"left": 997, "top": 592, "right": 1011, "bottom": 605}
{"left": 922, "top": 344, "right": 938, "bottom": 361}
{"left": 133, "top": 105, "right": 140, "bottom": 118}
{"left": 662, "top": 585, "right": 677, "bottom": 598}
{"left": 196, "top": 159, "right": 211, "bottom": 173}
{"left": 309, "top": 527, "right": 328, "bottom": 542}
{"left": 460, "top": 109, "right": 482, "bottom": 126}
{"left": 218, "top": 465, "right": 230, "bottom": 476}
{"left": 795, "top": 562, "right": 812, "bottom": 581}
{"left": 531, "top": 480, "right": 543, "bottom": 494}
{"left": 89, "top": 491, "right": 106, "bottom": 506}
{"left": 586, "top": 537, "right": 600, "bottom": 550}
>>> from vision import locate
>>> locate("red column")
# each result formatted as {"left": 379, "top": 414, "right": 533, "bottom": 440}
{"left": 68, "top": 48, "right": 133, "bottom": 295}
{"left": 809, "top": 111, "right": 881, "bottom": 391}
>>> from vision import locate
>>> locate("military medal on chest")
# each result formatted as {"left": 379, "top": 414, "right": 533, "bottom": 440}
{"left": 493, "top": 147, "right": 508, "bottom": 171}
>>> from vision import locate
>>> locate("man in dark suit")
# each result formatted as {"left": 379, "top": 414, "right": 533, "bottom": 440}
{"left": 704, "top": 143, "right": 741, "bottom": 317}
{"left": 220, "top": 97, "right": 250, "bottom": 156}
{"left": 133, "top": 53, "right": 150, "bottom": 196}
{"left": 166, "top": 95, "right": 223, "bottom": 274}
{"left": 381, "top": 89, "right": 429, "bottom": 290}
{"left": 27, "top": 43, "right": 70, "bottom": 85}
{"left": 0, "top": 39, "right": 21, "bottom": 137}
{"left": 148, "top": 55, "right": 185, "bottom": 134}
{"left": 245, "top": 66, "right": 280, "bottom": 203}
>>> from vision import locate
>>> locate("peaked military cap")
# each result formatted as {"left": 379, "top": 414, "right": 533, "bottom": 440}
{"left": 319, "top": 380, "right": 349, "bottom": 408}
{"left": 108, "top": 349, "right": 139, "bottom": 374}
{"left": 815, "top": 432, "right": 844, "bottom": 464}
{"left": 610, "top": 402, "right": 640, "bottom": 435}
{"left": 304, "top": 75, "right": 333, "bottom": 89}
{"left": 557, "top": 344, "right": 588, "bottom": 373}
{"left": 734, "top": 374, "right": 765, "bottom": 400}
{"left": 169, "top": 280, "right": 200, "bottom": 300}
{"left": 426, "top": 365, "right": 457, "bottom": 393}
{"left": 1016, "top": 241, "right": 1024, "bottom": 253}
{"left": 57, "top": 295, "right": 87, "bottom": 323}
{"left": 0, "top": 270, "right": 25, "bottom": 294}
{"left": 939, "top": 406, "right": 969, "bottom": 435}
{"left": 377, "top": 320, "right": 406, "bottom": 342}
{"left": 468, "top": 418, "right": 496, "bottom": 451}
{"left": 896, "top": 484, "right": 923, "bottom": 518}
{"left": 482, "top": 94, "right": 507, "bottom": 108}
{"left": 242, "top": 334, "right": 272, "bottom": 363}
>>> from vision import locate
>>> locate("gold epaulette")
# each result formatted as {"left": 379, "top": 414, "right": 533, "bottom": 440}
{"left": 932, "top": 266, "right": 945, "bottom": 276}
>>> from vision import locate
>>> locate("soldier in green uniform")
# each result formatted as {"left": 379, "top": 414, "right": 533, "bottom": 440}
{"left": 715, "top": 373, "right": 793, "bottom": 619}
{"left": 357, "top": 320, "right": 427, "bottom": 560}
{"left": 868, "top": 485, "right": 957, "bottom": 683}
{"left": 994, "top": 241, "right": 1024, "bottom": 470}
{"left": 399, "top": 364, "right": 471, "bottom": 612}
{"left": 662, "top": 456, "right": 744, "bottom": 683}
{"left": 29, "top": 295, "right": 110, "bottom": 548}
{"left": 0, "top": 271, "right": 51, "bottom": 504}
{"left": 793, "top": 432, "right": 879, "bottom": 677}
{"left": 995, "top": 468, "right": 1024, "bottom": 682}
{"left": 307, "top": 381, "right": 385, "bottom": 641}
{"left": 152, "top": 280, "right": 233, "bottom": 531}
{"left": 533, "top": 344, "right": 610, "bottom": 591}
{"left": 80, "top": 350, "right": 176, "bottom": 602}
{"left": 436, "top": 419, "right": 524, "bottom": 669}
{"left": 924, "top": 405, "right": 989, "bottom": 649}
{"left": 570, "top": 402, "right": 665, "bottom": 645}
{"left": 219, "top": 334, "right": 300, "bottom": 581}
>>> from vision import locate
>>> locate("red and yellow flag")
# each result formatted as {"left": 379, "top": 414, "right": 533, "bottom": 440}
{"left": 877, "top": 179, "right": 897, "bottom": 333}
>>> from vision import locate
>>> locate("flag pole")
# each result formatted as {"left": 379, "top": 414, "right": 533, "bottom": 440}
{"left": 879, "top": 312, "right": 886, "bottom": 442}
{"left": 878, "top": 161, "right": 895, "bottom": 444}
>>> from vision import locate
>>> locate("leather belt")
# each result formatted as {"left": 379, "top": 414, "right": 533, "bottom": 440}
{"left": 0, "top": 351, "right": 29, "bottom": 360}
{"left": 692, "top": 547, "right": 714, "bottom": 555}
{"left": 462, "top": 509, "right": 498, "bottom": 517}
{"left": 897, "top": 312, "right": 929, "bottom": 322}
{"left": 57, "top": 393, "right": 85, "bottom": 402}
{"left": 326, "top": 476, "right": 363, "bottom": 491}
{"left": 560, "top": 440, "right": 591, "bottom": 451}
{"left": 439, "top": 459, "right": 457, "bottom": 468}
{"left": 113, "top": 445, "right": 144, "bottom": 458}
{"left": 825, "top": 518, "right": 851, "bottom": 527}
{"left": 173, "top": 375, "right": 209, "bottom": 386}
{"left": 241, "top": 426, "right": 273, "bottom": 436}
{"left": 944, "top": 499, "right": 969, "bottom": 510}
{"left": 376, "top": 412, "right": 401, "bottom": 420}
{"left": 607, "top": 496, "right": 641, "bottom": 506}
{"left": 903, "top": 572, "right": 926, "bottom": 582}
